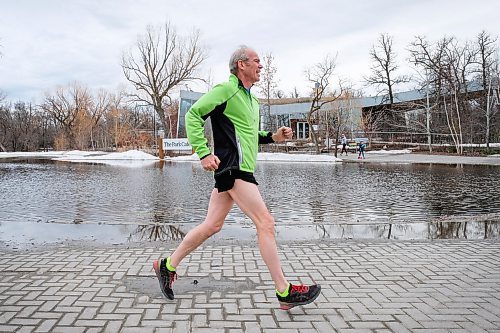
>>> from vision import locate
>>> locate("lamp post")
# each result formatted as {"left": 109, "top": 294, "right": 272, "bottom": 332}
{"left": 315, "top": 82, "right": 321, "bottom": 145}
{"left": 152, "top": 105, "right": 156, "bottom": 139}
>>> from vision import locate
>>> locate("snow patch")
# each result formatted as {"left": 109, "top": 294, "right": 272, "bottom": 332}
{"left": 368, "top": 149, "right": 412, "bottom": 155}
{"left": 258, "top": 152, "right": 341, "bottom": 162}
{"left": 51, "top": 150, "right": 159, "bottom": 167}
{"left": 54, "top": 150, "right": 158, "bottom": 161}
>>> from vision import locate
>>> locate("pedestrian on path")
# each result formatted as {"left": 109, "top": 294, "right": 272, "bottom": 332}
{"left": 358, "top": 140, "right": 366, "bottom": 159}
{"left": 340, "top": 134, "right": 348, "bottom": 156}
{"left": 153, "top": 45, "right": 321, "bottom": 310}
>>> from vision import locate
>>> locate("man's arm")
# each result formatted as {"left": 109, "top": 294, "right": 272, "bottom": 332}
{"left": 258, "top": 126, "right": 293, "bottom": 144}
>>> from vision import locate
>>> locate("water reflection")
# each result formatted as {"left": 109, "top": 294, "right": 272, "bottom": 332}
{"left": 131, "top": 223, "right": 186, "bottom": 241}
{"left": 432, "top": 221, "right": 500, "bottom": 239}
{"left": 1, "top": 159, "right": 499, "bottom": 243}
{"left": 306, "top": 221, "right": 500, "bottom": 240}
{"left": 0, "top": 220, "right": 498, "bottom": 248}
{"left": 120, "top": 219, "right": 500, "bottom": 242}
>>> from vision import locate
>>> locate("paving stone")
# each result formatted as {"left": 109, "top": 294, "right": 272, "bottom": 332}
{"left": 0, "top": 240, "right": 498, "bottom": 332}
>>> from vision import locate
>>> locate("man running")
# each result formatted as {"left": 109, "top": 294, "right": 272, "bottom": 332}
{"left": 153, "top": 45, "right": 321, "bottom": 310}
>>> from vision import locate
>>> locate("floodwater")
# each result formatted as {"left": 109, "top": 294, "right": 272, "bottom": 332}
{"left": 1, "top": 158, "right": 499, "bottom": 246}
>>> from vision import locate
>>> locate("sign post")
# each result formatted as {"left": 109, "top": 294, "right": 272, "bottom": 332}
{"left": 158, "top": 137, "right": 164, "bottom": 160}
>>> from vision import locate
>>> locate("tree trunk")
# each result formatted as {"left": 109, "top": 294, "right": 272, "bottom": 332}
{"left": 426, "top": 90, "right": 432, "bottom": 153}
{"left": 453, "top": 91, "right": 464, "bottom": 155}
{"left": 485, "top": 76, "right": 492, "bottom": 152}
{"left": 443, "top": 95, "right": 459, "bottom": 154}
{"left": 307, "top": 115, "right": 320, "bottom": 154}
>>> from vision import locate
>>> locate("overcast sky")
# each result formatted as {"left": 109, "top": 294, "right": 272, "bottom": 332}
{"left": 0, "top": 0, "right": 499, "bottom": 103}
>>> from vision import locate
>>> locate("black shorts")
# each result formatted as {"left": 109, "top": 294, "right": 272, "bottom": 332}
{"left": 214, "top": 169, "right": 258, "bottom": 192}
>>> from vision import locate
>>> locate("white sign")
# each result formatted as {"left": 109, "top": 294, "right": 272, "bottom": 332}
{"left": 162, "top": 138, "right": 192, "bottom": 151}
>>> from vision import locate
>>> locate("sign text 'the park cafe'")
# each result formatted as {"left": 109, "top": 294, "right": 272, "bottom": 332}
{"left": 162, "top": 138, "right": 192, "bottom": 151}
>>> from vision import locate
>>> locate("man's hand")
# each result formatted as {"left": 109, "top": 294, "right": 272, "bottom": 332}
{"left": 201, "top": 154, "right": 220, "bottom": 172}
{"left": 272, "top": 126, "right": 293, "bottom": 142}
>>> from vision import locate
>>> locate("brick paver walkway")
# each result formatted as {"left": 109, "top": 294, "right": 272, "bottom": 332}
{"left": 1, "top": 240, "right": 499, "bottom": 332}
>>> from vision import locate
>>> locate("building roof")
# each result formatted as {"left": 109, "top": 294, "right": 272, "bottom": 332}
{"left": 180, "top": 80, "right": 487, "bottom": 116}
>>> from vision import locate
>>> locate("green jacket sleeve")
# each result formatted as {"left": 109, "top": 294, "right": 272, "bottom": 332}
{"left": 258, "top": 131, "right": 274, "bottom": 144}
{"left": 185, "top": 82, "right": 238, "bottom": 159}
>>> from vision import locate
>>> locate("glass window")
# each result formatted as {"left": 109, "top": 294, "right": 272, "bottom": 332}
{"left": 297, "top": 122, "right": 309, "bottom": 139}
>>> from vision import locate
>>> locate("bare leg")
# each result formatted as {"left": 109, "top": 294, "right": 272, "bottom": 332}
{"left": 170, "top": 188, "right": 234, "bottom": 268}
{"left": 227, "top": 180, "right": 289, "bottom": 293}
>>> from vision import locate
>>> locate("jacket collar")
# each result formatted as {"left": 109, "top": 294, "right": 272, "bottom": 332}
{"left": 229, "top": 74, "right": 251, "bottom": 90}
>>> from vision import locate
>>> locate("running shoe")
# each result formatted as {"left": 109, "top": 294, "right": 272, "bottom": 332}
{"left": 276, "top": 283, "right": 321, "bottom": 310}
{"left": 153, "top": 258, "right": 178, "bottom": 300}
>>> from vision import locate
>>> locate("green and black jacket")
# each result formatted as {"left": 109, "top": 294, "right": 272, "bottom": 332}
{"left": 186, "top": 74, "right": 273, "bottom": 176}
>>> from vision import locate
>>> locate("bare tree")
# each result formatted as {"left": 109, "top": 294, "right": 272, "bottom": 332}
{"left": 0, "top": 39, "right": 5, "bottom": 107}
{"left": 305, "top": 54, "right": 341, "bottom": 154}
{"left": 275, "top": 90, "right": 285, "bottom": 98}
{"left": 330, "top": 88, "right": 358, "bottom": 157}
{"left": 443, "top": 38, "right": 477, "bottom": 154}
{"left": 0, "top": 89, "right": 6, "bottom": 149}
{"left": 476, "top": 31, "right": 499, "bottom": 151}
{"left": 122, "top": 22, "right": 207, "bottom": 139}
{"left": 401, "top": 66, "right": 442, "bottom": 152}
{"left": 38, "top": 107, "right": 55, "bottom": 152}
{"left": 255, "top": 52, "right": 279, "bottom": 131}
{"left": 409, "top": 36, "right": 450, "bottom": 151}
{"left": 0, "top": 104, "right": 11, "bottom": 151}
{"left": 290, "top": 87, "right": 300, "bottom": 98}
{"left": 361, "top": 108, "right": 385, "bottom": 147}
{"left": 364, "top": 33, "right": 409, "bottom": 133}
{"left": 1, "top": 102, "right": 42, "bottom": 151}
{"left": 12, "top": 102, "right": 37, "bottom": 151}
{"left": 41, "top": 82, "right": 93, "bottom": 149}
{"left": 162, "top": 100, "right": 179, "bottom": 138}
{"left": 409, "top": 36, "right": 477, "bottom": 154}
{"left": 365, "top": 33, "right": 409, "bottom": 104}
{"left": 105, "top": 99, "right": 156, "bottom": 150}
{"left": 107, "top": 90, "right": 128, "bottom": 149}
{"left": 88, "top": 89, "right": 111, "bottom": 150}
{"left": 41, "top": 82, "right": 111, "bottom": 149}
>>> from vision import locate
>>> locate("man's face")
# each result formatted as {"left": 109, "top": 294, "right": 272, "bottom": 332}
{"left": 239, "top": 50, "right": 263, "bottom": 84}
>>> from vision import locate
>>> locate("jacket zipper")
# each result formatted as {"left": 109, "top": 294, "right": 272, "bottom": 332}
{"left": 236, "top": 136, "right": 243, "bottom": 166}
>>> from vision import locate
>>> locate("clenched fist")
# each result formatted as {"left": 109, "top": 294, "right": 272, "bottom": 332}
{"left": 272, "top": 126, "right": 293, "bottom": 142}
{"left": 201, "top": 154, "right": 220, "bottom": 172}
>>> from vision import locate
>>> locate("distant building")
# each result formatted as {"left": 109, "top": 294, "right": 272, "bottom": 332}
{"left": 177, "top": 90, "right": 204, "bottom": 138}
{"left": 177, "top": 82, "right": 487, "bottom": 142}
{"left": 177, "top": 90, "right": 364, "bottom": 140}
{"left": 263, "top": 96, "right": 363, "bottom": 140}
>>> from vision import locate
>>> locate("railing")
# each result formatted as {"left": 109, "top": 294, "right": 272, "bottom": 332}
{"left": 260, "top": 131, "right": 499, "bottom": 154}
{"left": 352, "top": 131, "right": 459, "bottom": 145}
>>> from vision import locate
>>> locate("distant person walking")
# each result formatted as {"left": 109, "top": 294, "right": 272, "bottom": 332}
{"left": 340, "top": 134, "right": 348, "bottom": 156}
{"left": 358, "top": 141, "right": 366, "bottom": 159}
{"left": 153, "top": 45, "right": 321, "bottom": 310}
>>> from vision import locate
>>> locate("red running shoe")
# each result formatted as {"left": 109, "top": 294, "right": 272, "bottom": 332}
{"left": 276, "top": 283, "right": 321, "bottom": 310}
{"left": 153, "top": 258, "right": 178, "bottom": 300}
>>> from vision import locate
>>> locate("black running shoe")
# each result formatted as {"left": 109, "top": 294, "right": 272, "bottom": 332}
{"left": 153, "top": 258, "right": 178, "bottom": 300}
{"left": 276, "top": 283, "right": 321, "bottom": 310}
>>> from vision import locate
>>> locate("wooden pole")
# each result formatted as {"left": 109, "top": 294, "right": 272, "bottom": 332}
{"left": 158, "top": 137, "right": 164, "bottom": 160}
